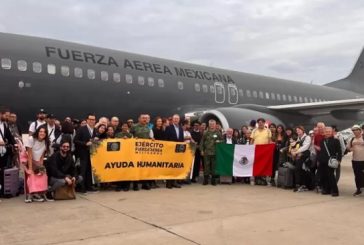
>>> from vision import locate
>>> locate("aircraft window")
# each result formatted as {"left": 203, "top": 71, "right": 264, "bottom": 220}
{"left": 288, "top": 95, "right": 292, "bottom": 102}
{"left": 101, "top": 71, "right": 108, "bottom": 81}
{"left": 299, "top": 96, "right": 303, "bottom": 103}
{"left": 282, "top": 94, "right": 287, "bottom": 101}
{"left": 194, "top": 83, "right": 201, "bottom": 92}
{"left": 216, "top": 86, "right": 223, "bottom": 94}
{"left": 253, "top": 91, "right": 258, "bottom": 98}
{"left": 246, "top": 90, "right": 251, "bottom": 98}
{"left": 87, "top": 69, "right": 96, "bottom": 80}
{"left": 210, "top": 85, "right": 215, "bottom": 93}
{"left": 47, "top": 64, "right": 56, "bottom": 75}
{"left": 158, "top": 78, "right": 164, "bottom": 88}
{"left": 75, "top": 67, "right": 83, "bottom": 78}
{"left": 239, "top": 89, "right": 244, "bottom": 97}
{"left": 61, "top": 66, "right": 70, "bottom": 77}
{"left": 177, "top": 81, "right": 184, "bottom": 90}
{"left": 293, "top": 96, "right": 298, "bottom": 102}
{"left": 276, "top": 94, "right": 281, "bottom": 101}
{"left": 1, "top": 58, "right": 11, "bottom": 69}
{"left": 265, "top": 92, "right": 270, "bottom": 99}
{"left": 32, "top": 62, "right": 42, "bottom": 73}
{"left": 113, "top": 73, "right": 121, "bottom": 83}
{"left": 148, "top": 77, "right": 154, "bottom": 87}
{"left": 259, "top": 91, "right": 264, "bottom": 99}
{"left": 17, "top": 60, "right": 27, "bottom": 71}
{"left": 270, "top": 92, "right": 275, "bottom": 100}
{"left": 202, "top": 84, "right": 208, "bottom": 93}
{"left": 138, "top": 76, "right": 145, "bottom": 85}
{"left": 125, "top": 74, "right": 133, "bottom": 84}
{"left": 304, "top": 97, "right": 308, "bottom": 103}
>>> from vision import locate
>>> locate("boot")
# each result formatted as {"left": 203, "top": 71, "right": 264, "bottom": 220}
{"left": 211, "top": 176, "right": 217, "bottom": 186}
{"left": 203, "top": 175, "right": 209, "bottom": 185}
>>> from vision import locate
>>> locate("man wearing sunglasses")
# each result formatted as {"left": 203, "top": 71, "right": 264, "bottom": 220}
{"left": 47, "top": 140, "right": 83, "bottom": 200}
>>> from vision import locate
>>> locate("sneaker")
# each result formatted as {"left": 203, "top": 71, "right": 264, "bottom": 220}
{"left": 353, "top": 190, "right": 362, "bottom": 196}
{"left": 32, "top": 194, "right": 45, "bottom": 202}
{"left": 297, "top": 186, "right": 308, "bottom": 192}
{"left": 24, "top": 195, "right": 33, "bottom": 203}
{"left": 44, "top": 192, "right": 54, "bottom": 202}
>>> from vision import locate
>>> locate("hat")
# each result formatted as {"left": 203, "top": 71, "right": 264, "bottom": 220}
{"left": 47, "top": 113, "right": 56, "bottom": 119}
{"left": 38, "top": 108, "right": 46, "bottom": 114}
{"left": 351, "top": 124, "right": 362, "bottom": 131}
{"left": 309, "top": 130, "right": 314, "bottom": 135}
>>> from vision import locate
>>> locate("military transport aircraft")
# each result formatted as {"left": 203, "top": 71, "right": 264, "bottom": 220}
{"left": 0, "top": 32, "right": 363, "bottom": 129}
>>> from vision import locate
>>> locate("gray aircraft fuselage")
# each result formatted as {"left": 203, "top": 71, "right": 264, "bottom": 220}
{"left": 0, "top": 32, "right": 362, "bottom": 130}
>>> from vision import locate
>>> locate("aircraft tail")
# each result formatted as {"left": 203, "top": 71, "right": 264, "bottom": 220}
{"left": 325, "top": 47, "right": 364, "bottom": 94}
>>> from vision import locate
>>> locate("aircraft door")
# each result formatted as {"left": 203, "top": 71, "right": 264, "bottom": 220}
{"left": 214, "top": 82, "right": 225, "bottom": 103}
{"left": 228, "top": 84, "right": 238, "bottom": 104}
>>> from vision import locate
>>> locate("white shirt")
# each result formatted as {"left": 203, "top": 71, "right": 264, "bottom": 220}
{"left": 0, "top": 122, "right": 6, "bottom": 156}
{"left": 297, "top": 134, "right": 311, "bottom": 153}
{"left": 87, "top": 124, "right": 94, "bottom": 137}
{"left": 47, "top": 124, "right": 56, "bottom": 142}
{"left": 29, "top": 120, "right": 46, "bottom": 134}
{"left": 226, "top": 137, "right": 233, "bottom": 144}
{"left": 174, "top": 124, "right": 180, "bottom": 138}
{"left": 25, "top": 136, "right": 46, "bottom": 161}
{"left": 184, "top": 130, "right": 192, "bottom": 143}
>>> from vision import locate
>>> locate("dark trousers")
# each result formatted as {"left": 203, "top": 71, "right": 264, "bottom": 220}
{"left": 352, "top": 161, "right": 364, "bottom": 190}
{"left": 294, "top": 157, "right": 305, "bottom": 186}
{"left": 80, "top": 154, "right": 93, "bottom": 191}
{"left": 319, "top": 160, "right": 339, "bottom": 194}
{"left": 192, "top": 150, "right": 202, "bottom": 179}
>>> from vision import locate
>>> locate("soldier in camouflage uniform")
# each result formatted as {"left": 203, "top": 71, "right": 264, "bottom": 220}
{"left": 115, "top": 122, "right": 133, "bottom": 139}
{"left": 200, "top": 119, "right": 223, "bottom": 185}
{"left": 129, "top": 114, "right": 153, "bottom": 191}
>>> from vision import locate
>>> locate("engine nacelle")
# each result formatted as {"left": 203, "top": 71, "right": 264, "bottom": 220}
{"left": 200, "top": 107, "right": 284, "bottom": 130}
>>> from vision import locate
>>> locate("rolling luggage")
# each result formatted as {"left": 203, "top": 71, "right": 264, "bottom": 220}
{"left": 3, "top": 167, "right": 20, "bottom": 197}
{"left": 277, "top": 167, "right": 293, "bottom": 189}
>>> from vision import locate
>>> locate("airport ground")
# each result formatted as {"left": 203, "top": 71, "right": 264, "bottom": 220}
{"left": 1, "top": 154, "right": 364, "bottom": 245}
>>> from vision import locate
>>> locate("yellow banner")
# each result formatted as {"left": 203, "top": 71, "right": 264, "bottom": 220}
{"left": 90, "top": 139, "right": 194, "bottom": 182}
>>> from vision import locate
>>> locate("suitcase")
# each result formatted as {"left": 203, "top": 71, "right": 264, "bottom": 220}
{"left": 277, "top": 167, "right": 293, "bottom": 189}
{"left": 220, "top": 176, "right": 233, "bottom": 184}
{"left": 3, "top": 167, "right": 20, "bottom": 197}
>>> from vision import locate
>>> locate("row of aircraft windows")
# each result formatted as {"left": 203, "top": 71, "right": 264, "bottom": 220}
{"left": 0, "top": 58, "right": 165, "bottom": 87}
{"left": 1, "top": 58, "right": 326, "bottom": 103}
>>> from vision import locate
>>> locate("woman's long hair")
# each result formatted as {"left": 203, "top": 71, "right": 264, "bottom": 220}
{"left": 33, "top": 125, "right": 50, "bottom": 155}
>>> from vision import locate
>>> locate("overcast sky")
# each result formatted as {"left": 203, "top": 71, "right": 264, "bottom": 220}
{"left": 1, "top": 0, "right": 363, "bottom": 84}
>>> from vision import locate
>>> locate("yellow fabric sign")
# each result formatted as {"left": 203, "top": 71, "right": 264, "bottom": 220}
{"left": 91, "top": 139, "right": 194, "bottom": 182}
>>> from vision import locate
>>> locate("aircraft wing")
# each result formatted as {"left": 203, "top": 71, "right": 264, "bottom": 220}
{"left": 267, "top": 98, "right": 364, "bottom": 116}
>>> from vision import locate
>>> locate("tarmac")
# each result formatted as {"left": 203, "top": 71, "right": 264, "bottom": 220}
{"left": 1, "top": 155, "right": 364, "bottom": 245}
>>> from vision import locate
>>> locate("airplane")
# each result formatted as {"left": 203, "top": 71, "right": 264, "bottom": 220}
{"left": 0, "top": 32, "right": 364, "bottom": 131}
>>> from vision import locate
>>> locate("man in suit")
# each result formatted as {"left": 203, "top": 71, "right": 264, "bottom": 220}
{"left": 165, "top": 114, "right": 184, "bottom": 189}
{"left": 0, "top": 107, "right": 16, "bottom": 197}
{"left": 223, "top": 128, "right": 238, "bottom": 144}
{"left": 74, "top": 113, "right": 98, "bottom": 193}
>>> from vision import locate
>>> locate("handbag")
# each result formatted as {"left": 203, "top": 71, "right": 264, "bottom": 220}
{"left": 323, "top": 141, "right": 339, "bottom": 169}
{"left": 54, "top": 184, "right": 76, "bottom": 200}
{"left": 27, "top": 173, "right": 48, "bottom": 193}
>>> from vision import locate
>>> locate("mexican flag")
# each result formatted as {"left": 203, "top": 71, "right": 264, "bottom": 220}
{"left": 216, "top": 144, "right": 275, "bottom": 177}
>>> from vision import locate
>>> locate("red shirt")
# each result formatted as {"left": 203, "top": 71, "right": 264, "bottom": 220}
{"left": 314, "top": 134, "right": 325, "bottom": 151}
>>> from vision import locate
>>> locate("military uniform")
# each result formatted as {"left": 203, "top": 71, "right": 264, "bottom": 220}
{"left": 130, "top": 123, "right": 151, "bottom": 139}
{"left": 115, "top": 132, "right": 133, "bottom": 139}
{"left": 200, "top": 129, "right": 223, "bottom": 185}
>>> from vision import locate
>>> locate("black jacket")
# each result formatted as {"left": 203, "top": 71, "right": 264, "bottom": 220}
{"left": 165, "top": 124, "right": 184, "bottom": 142}
{"left": 317, "top": 137, "right": 342, "bottom": 164}
{"left": 223, "top": 135, "right": 238, "bottom": 144}
{"left": 0, "top": 122, "right": 16, "bottom": 159}
{"left": 48, "top": 152, "right": 76, "bottom": 179}
{"left": 153, "top": 127, "right": 166, "bottom": 140}
{"left": 191, "top": 130, "right": 202, "bottom": 145}
{"left": 74, "top": 125, "right": 96, "bottom": 158}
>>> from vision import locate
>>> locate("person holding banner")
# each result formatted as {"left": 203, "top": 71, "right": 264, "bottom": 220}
{"left": 130, "top": 114, "right": 154, "bottom": 190}
{"left": 200, "top": 119, "right": 223, "bottom": 186}
{"left": 165, "top": 114, "right": 184, "bottom": 189}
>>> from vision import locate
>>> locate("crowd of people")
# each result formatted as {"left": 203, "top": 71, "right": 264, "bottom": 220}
{"left": 0, "top": 107, "right": 364, "bottom": 204}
